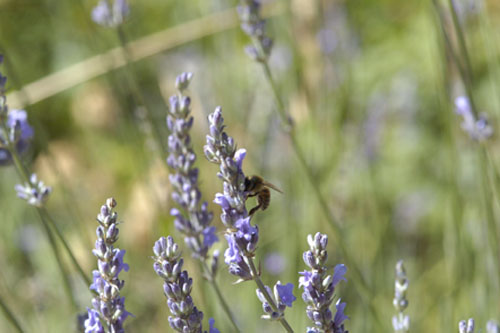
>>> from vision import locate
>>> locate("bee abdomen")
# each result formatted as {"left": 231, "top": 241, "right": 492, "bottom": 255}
{"left": 258, "top": 188, "right": 271, "bottom": 211}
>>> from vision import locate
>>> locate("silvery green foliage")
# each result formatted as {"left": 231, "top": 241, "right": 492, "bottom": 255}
{"left": 299, "top": 233, "right": 348, "bottom": 333}
{"left": 166, "top": 72, "right": 218, "bottom": 262}
{"left": 392, "top": 260, "right": 409, "bottom": 333}
{"left": 152, "top": 236, "right": 220, "bottom": 333}
{"left": 454, "top": 96, "right": 493, "bottom": 141}
{"left": 15, "top": 174, "right": 51, "bottom": 207}
{"left": 85, "top": 198, "right": 132, "bottom": 333}
{"left": 92, "top": 0, "right": 129, "bottom": 27}
{"left": 237, "top": 0, "right": 273, "bottom": 61}
{"left": 459, "top": 318, "right": 475, "bottom": 333}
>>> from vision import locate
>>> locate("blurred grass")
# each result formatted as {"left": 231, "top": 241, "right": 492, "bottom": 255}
{"left": 1, "top": 0, "right": 500, "bottom": 332}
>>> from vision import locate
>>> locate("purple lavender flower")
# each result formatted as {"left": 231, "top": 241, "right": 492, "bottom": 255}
{"left": 459, "top": 319, "right": 475, "bottom": 333}
{"left": 166, "top": 72, "right": 218, "bottom": 262}
{"left": 153, "top": 236, "right": 219, "bottom": 333}
{"left": 84, "top": 198, "right": 132, "bottom": 333}
{"left": 205, "top": 107, "right": 295, "bottom": 330}
{"left": 15, "top": 173, "right": 51, "bottom": 207}
{"left": 299, "top": 232, "right": 348, "bottom": 333}
{"left": 0, "top": 59, "right": 34, "bottom": 166}
{"left": 392, "top": 260, "right": 409, "bottom": 333}
{"left": 454, "top": 96, "right": 493, "bottom": 141}
{"left": 237, "top": 0, "right": 274, "bottom": 61}
{"left": 92, "top": 0, "right": 129, "bottom": 27}
{"left": 256, "top": 281, "right": 296, "bottom": 320}
{"left": 487, "top": 320, "right": 500, "bottom": 333}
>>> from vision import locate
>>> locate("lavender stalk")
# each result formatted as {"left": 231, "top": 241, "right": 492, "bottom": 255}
{"left": 392, "top": 260, "right": 409, "bottom": 333}
{"left": 84, "top": 198, "right": 132, "bottom": 332}
{"left": 235, "top": 2, "right": 378, "bottom": 318}
{"left": 152, "top": 236, "right": 220, "bottom": 333}
{"left": 0, "top": 294, "right": 25, "bottom": 333}
{"left": 91, "top": 0, "right": 166, "bottom": 154}
{"left": 205, "top": 108, "right": 295, "bottom": 332}
{"left": 165, "top": 72, "right": 239, "bottom": 331}
{"left": 299, "top": 232, "right": 348, "bottom": 333}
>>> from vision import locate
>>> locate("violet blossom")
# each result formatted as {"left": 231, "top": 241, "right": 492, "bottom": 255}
{"left": 84, "top": 198, "right": 132, "bottom": 333}
{"left": 166, "top": 72, "right": 218, "bottom": 261}
{"left": 152, "top": 236, "right": 220, "bottom": 333}
{"left": 299, "top": 232, "right": 348, "bottom": 333}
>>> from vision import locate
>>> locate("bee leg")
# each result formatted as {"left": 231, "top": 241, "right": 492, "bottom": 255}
{"left": 249, "top": 203, "right": 261, "bottom": 216}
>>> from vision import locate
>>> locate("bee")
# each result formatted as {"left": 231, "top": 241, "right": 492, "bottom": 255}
{"left": 244, "top": 175, "right": 283, "bottom": 216}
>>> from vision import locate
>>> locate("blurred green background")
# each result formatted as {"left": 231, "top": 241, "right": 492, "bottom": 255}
{"left": 1, "top": 0, "right": 500, "bottom": 331}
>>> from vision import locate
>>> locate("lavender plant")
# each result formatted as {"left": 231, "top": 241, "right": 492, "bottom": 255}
{"left": 84, "top": 198, "right": 132, "bottom": 333}
{"left": 92, "top": 0, "right": 129, "bottom": 27}
{"left": 459, "top": 318, "right": 475, "bottom": 333}
{"left": 299, "top": 232, "right": 348, "bottom": 333}
{"left": 166, "top": 72, "right": 217, "bottom": 259}
{"left": 454, "top": 96, "right": 492, "bottom": 141}
{"left": 237, "top": 0, "right": 273, "bottom": 62}
{"left": 165, "top": 73, "right": 238, "bottom": 329}
{"left": 392, "top": 260, "right": 409, "bottom": 333}
{"left": 0, "top": 55, "right": 91, "bottom": 309}
{"left": 204, "top": 107, "right": 296, "bottom": 331}
{"left": 152, "top": 236, "right": 220, "bottom": 333}
{"left": 233, "top": 3, "right": 379, "bottom": 322}
{"left": 488, "top": 321, "right": 500, "bottom": 333}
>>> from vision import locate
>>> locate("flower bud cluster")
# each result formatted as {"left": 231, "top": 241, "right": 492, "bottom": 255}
{"left": 153, "top": 236, "right": 219, "bottom": 333}
{"left": 392, "top": 260, "right": 409, "bottom": 332}
{"left": 454, "top": 96, "right": 493, "bottom": 141}
{"left": 204, "top": 108, "right": 258, "bottom": 281}
{"left": 84, "top": 198, "right": 132, "bottom": 333}
{"left": 299, "top": 233, "right": 348, "bottom": 333}
{"left": 459, "top": 318, "right": 475, "bottom": 333}
{"left": 166, "top": 72, "right": 218, "bottom": 262}
{"left": 0, "top": 57, "right": 34, "bottom": 166}
{"left": 92, "top": 0, "right": 129, "bottom": 27}
{"left": 15, "top": 173, "right": 51, "bottom": 207}
{"left": 237, "top": 0, "right": 274, "bottom": 61}
{"left": 256, "top": 281, "right": 296, "bottom": 321}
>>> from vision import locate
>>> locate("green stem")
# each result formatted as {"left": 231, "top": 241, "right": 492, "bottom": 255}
{"left": 447, "top": 0, "right": 479, "bottom": 116}
{"left": 0, "top": 296, "right": 24, "bottom": 333}
{"left": 479, "top": 148, "right": 500, "bottom": 291}
{"left": 246, "top": 257, "right": 294, "bottom": 333}
{"left": 40, "top": 208, "right": 92, "bottom": 287}
{"left": 115, "top": 26, "right": 167, "bottom": 154}
{"left": 2, "top": 124, "right": 91, "bottom": 297}
{"left": 201, "top": 261, "right": 241, "bottom": 332}
{"left": 251, "top": 42, "right": 385, "bottom": 330}
{"left": 35, "top": 208, "right": 78, "bottom": 310}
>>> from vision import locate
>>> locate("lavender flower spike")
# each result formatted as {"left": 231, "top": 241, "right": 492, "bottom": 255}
{"left": 166, "top": 72, "right": 217, "bottom": 261}
{"left": 299, "top": 232, "right": 349, "bottom": 333}
{"left": 153, "top": 236, "right": 219, "bottom": 333}
{"left": 84, "top": 198, "right": 132, "bottom": 333}
{"left": 237, "top": 0, "right": 274, "bottom": 61}
{"left": 92, "top": 0, "right": 129, "bottom": 27}
{"left": 205, "top": 107, "right": 295, "bottom": 331}
{"left": 14, "top": 173, "right": 51, "bottom": 207}
{"left": 392, "top": 260, "right": 409, "bottom": 333}
{"left": 454, "top": 96, "right": 493, "bottom": 141}
{"left": 459, "top": 318, "right": 475, "bottom": 333}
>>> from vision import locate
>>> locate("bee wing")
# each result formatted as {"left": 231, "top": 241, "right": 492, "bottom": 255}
{"left": 262, "top": 181, "right": 283, "bottom": 193}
